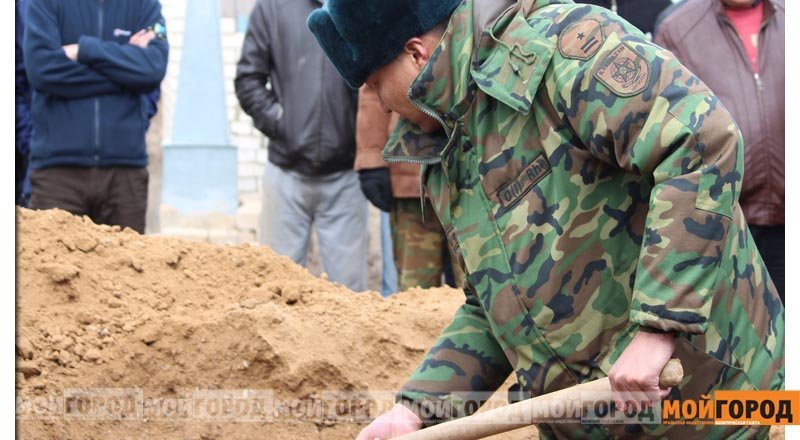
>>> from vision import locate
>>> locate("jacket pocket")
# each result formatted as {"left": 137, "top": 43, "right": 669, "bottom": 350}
{"left": 100, "top": 94, "right": 146, "bottom": 162}
{"left": 35, "top": 96, "right": 95, "bottom": 161}
{"left": 266, "top": 101, "right": 284, "bottom": 141}
{"left": 484, "top": 151, "right": 552, "bottom": 215}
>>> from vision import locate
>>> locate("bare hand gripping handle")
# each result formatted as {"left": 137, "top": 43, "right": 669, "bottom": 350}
{"left": 394, "top": 359, "right": 684, "bottom": 440}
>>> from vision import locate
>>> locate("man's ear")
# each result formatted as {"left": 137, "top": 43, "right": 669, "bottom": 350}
{"left": 403, "top": 38, "right": 430, "bottom": 68}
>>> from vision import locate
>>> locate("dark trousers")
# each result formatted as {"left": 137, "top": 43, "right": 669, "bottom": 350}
{"left": 29, "top": 166, "right": 149, "bottom": 234}
{"left": 749, "top": 225, "right": 784, "bottom": 305}
{"left": 15, "top": 151, "right": 28, "bottom": 207}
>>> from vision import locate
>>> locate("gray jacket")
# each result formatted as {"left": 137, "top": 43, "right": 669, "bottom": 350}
{"left": 655, "top": 0, "right": 784, "bottom": 226}
{"left": 235, "top": 0, "right": 357, "bottom": 176}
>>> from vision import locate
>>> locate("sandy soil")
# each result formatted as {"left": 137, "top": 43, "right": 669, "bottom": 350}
{"left": 15, "top": 208, "right": 539, "bottom": 439}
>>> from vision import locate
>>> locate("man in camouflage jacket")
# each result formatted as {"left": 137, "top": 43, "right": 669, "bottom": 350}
{"left": 308, "top": 0, "right": 785, "bottom": 438}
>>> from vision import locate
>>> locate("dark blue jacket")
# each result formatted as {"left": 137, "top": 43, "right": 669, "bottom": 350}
{"left": 23, "top": 0, "right": 168, "bottom": 169}
{"left": 16, "top": 0, "right": 32, "bottom": 205}
{"left": 16, "top": 0, "right": 32, "bottom": 158}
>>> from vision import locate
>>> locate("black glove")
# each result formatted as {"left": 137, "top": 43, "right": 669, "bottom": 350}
{"left": 358, "top": 167, "right": 393, "bottom": 212}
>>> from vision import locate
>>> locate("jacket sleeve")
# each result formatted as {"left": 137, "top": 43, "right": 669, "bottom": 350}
{"left": 551, "top": 31, "right": 743, "bottom": 335}
{"left": 145, "top": 87, "right": 161, "bottom": 120}
{"left": 354, "top": 86, "right": 392, "bottom": 170}
{"left": 23, "top": 0, "right": 122, "bottom": 99}
{"left": 396, "top": 283, "right": 513, "bottom": 426}
{"left": 76, "top": 0, "right": 168, "bottom": 93}
{"left": 234, "top": 0, "right": 282, "bottom": 139}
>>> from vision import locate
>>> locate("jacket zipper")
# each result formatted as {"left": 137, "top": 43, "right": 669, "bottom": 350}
{"left": 382, "top": 77, "right": 458, "bottom": 168}
{"left": 317, "top": 53, "right": 324, "bottom": 172}
{"left": 409, "top": 93, "right": 452, "bottom": 140}
{"left": 720, "top": 14, "right": 769, "bottom": 207}
{"left": 382, "top": 155, "right": 442, "bottom": 165}
{"left": 382, "top": 90, "right": 455, "bottom": 218}
{"left": 753, "top": 71, "right": 765, "bottom": 208}
{"left": 94, "top": 0, "right": 104, "bottom": 164}
{"left": 754, "top": 17, "right": 770, "bottom": 216}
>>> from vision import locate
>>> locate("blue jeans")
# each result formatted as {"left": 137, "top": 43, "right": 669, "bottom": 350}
{"left": 380, "top": 211, "right": 398, "bottom": 297}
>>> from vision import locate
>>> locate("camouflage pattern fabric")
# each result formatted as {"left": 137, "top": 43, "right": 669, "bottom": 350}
{"left": 392, "top": 197, "right": 466, "bottom": 291}
{"left": 381, "top": 0, "right": 785, "bottom": 438}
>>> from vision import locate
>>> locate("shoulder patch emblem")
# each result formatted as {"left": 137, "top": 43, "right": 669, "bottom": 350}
{"left": 594, "top": 43, "right": 650, "bottom": 97}
{"left": 558, "top": 20, "right": 604, "bottom": 61}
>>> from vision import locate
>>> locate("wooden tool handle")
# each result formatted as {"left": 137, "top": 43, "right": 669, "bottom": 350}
{"left": 393, "top": 359, "right": 684, "bottom": 440}
{"left": 658, "top": 358, "right": 684, "bottom": 388}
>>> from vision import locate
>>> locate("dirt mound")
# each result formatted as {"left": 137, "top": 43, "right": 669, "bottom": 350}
{"left": 16, "top": 208, "right": 539, "bottom": 439}
{"left": 18, "top": 209, "right": 783, "bottom": 440}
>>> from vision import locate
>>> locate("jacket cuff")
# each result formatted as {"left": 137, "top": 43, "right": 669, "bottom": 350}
{"left": 630, "top": 308, "right": 705, "bottom": 335}
{"left": 635, "top": 324, "right": 678, "bottom": 336}
{"left": 77, "top": 35, "right": 101, "bottom": 64}
{"left": 396, "top": 390, "right": 455, "bottom": 428}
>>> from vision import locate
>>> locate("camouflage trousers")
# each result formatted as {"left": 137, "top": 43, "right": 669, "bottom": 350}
{"left": 390, "top": 198, "right": 464, "bottom": 291}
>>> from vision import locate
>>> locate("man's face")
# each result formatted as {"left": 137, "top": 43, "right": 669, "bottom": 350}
{"left": 364, "top": 37, "right": 442, "bottom": 134}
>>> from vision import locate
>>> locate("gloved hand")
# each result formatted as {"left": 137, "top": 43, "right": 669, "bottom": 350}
{"left": 355, "top": 403, "right": 423, "bottom": 440}
{"left": 358, "top": 167, "right": 393, "bottom": 212}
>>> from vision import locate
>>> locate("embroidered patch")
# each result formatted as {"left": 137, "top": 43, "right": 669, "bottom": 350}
{"left": 496, "top": 154, "right": 552, "bottom": 210}
{"left": 558, "top": 20, "right": 604, "bottom": 61}
{"left": 594, "top": 43, "right": 650, "bottom": 97}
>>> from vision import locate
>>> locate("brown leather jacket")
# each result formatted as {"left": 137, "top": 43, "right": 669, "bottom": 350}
{"left": 655, "top": 0, "right": 784, "bottom": 226}
{"left": 354, "top": 86, "right": 421, "bottom": 198}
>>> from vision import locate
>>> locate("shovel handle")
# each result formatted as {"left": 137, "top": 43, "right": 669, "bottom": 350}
{"left": 393, "top": 358, "right": 683, "bottom": 440}
{"left": 658, "top": 358, "right": 684, "bottom": 388}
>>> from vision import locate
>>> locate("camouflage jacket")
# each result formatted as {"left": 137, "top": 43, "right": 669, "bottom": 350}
{"left": 383, "top": 0, "right": 785, "bottom": 437}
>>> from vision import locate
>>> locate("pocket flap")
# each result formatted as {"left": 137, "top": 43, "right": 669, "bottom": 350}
{"left": 471, "top": 16, "right": 555, "bottom": 115}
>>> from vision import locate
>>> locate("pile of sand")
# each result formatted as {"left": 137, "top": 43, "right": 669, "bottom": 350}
{"left": 15, "top": 208, "right": 785, "bottom": 440}
{"left": 15, "top": 208, "right": 539, "bottom": 439}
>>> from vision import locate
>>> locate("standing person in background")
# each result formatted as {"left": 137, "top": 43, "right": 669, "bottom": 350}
{"left": 235, "top": 0, "right": 367, "bottom": 291}
{"left": 655, "top": 0, "right": 785, "bottom": 303}
{"left": 576, "top": 0, "right": 672, "bottom": 39}
{"left": 16, "top": 0, "right": 32, "bottom": 207}
{"left": 356, "top": 86, "right": 464, "bottom": 292}
{"left": 23, "top": 0, "right": 169, "bottom": 234}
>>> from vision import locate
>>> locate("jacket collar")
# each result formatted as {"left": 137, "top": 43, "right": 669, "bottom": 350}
{"left": 383, "top": 0, "right": 564, "bottom": 162}
{"left": 714, "top": 0, "right": 776, "bottom": 25}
